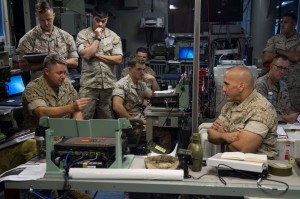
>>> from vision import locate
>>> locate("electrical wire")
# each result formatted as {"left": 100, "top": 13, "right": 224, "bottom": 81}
{"left": 257, "top": 178, "right": 289, "bottom": 193}
{"left": 191, "top": 173, "right": 227, "bottom": 186}
{"left": 29, "top": 187, "right": 52, "bottom": 199}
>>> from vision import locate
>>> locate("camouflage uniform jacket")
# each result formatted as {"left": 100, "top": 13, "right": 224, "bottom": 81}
{"left": 112, "top": 75, "right": 151, "bottom": 118}
{"left": 255, "top": 73, "right": 292, "bottom": 121}
{"left": 16, "top": 25, "right": 78, "bottom": 80}
{"left": 76, "top": 27, "right": 123, "bottom": 89}
{"left": 121, "top": 66, "right": 156, "bottom": 88}
{"left": 22, "top": 76, "right": 78, "bottom": 131}
{"left": 219, "top": 89, "right": 278, "bottom": 159}
{"left": 264, "top": 31, "right": 300, "bottom": 110}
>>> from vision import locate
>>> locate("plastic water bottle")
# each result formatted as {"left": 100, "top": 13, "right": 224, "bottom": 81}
{"left": 267, "top": 91, "right": 275, "bottom": 106}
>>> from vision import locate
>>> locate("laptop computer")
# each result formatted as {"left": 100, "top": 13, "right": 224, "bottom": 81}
{"left": 0, "top": 74, "right": 25, "bottom": 106}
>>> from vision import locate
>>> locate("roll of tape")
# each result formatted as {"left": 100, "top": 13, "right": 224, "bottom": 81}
{"left": 269, "top": 161, "right": 292, "bottom": 176}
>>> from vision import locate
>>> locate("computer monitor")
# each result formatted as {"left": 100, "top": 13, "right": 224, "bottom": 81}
{"left": 179, "top": 47, "right": 194, "bottom": 60}
{"left": 5, "top": 74, "right": 25, "bottom": 97}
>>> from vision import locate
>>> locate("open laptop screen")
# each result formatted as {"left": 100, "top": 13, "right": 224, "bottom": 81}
{"left": 179, "top": 47, "right": 194, "bottom": 60}
{"left": 5, "top": 74, "right": 25, "bottom": 97}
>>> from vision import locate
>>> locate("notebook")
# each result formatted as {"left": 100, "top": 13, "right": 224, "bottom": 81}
{"left": 0, "top": 74, "right": 25, "bottom": 106}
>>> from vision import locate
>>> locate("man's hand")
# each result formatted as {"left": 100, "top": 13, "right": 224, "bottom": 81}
{"left": 72, "top": 98, "right": 91, "bottom": 112}
{"left": 211, "top": 119, "right": 225, "bottom": 134}
{"left": 282, "top": 112, "right": 299, "bottom": 124}
{"left": 95, "top": 27, "right": 104, "bottom": 39}
{"left": 142, "top": 73, "right": 155, "bottom": 82}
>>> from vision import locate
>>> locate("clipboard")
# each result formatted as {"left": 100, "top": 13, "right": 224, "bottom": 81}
{"left": 23, "top": 53, "right": 48, "bottom": 63}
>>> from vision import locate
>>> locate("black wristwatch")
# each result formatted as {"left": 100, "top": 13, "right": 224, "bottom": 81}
{"left": 96, "top": 37, "right": 101, "bottom": 42}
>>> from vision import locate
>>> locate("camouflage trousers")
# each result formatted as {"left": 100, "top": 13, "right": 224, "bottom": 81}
{"left": 79, "top": 87, "right": 113, "bottom": 119}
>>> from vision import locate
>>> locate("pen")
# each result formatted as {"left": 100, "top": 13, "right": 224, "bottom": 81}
{"left": 90, "top": 97, "right": 99, "bottom": 101}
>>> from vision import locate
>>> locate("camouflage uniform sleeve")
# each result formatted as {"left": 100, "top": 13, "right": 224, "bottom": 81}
{"left": 112, "top": 81, "right": 127, "bottom": 99}
{"left": 244, "top": 121, "right": 269, "bottom": 138}
{"left": 280, "top": 82, "right": 292, "bottom": 113}
{"left": 24, "top": 85, "right": 47, "bottom": 115}
{"left": 65, "top": 33, "right": 79, "bottom": 58}
{"left": 243, "top": 103, "right": 275, "bottom": 138}
{"left": 254, "top": 78, "right": 268, "bottom": 98}
{"left": 76, "top": 30, "right": 88, "bottom": 47}
{"left": 263, "top": 36, "right": 275, "bottom": 52}
{"left": 16, "top": 32, "right": 35, "bottom": 61}
{"left": 121, "top": 68, "right": 129, "bottom": 78}
{"left": 111, "top": 34, "right": 123, "bottom": 55}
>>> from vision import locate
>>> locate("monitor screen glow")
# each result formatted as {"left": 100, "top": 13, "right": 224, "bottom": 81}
{"left": 179, "top": 47, "right": 194, "bottom": 60}
{"left": 5, "top": 75, "right": 25, "bottom": 96}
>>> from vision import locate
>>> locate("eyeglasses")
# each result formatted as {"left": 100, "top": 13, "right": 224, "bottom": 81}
{"left": 272, "top": 64, "right": 289, "bottom": 72}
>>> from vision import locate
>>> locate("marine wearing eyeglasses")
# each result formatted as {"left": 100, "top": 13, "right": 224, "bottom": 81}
{"left": 255, "top": 55, "right": 299, "bottom": 123}
{"left": 263, "top": 12, "right": 300, "bottom": 111}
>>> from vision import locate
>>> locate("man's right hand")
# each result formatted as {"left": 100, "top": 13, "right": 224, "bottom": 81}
{"left": 95, "top": 27, "right": 104, "bottom": 39}
{"left": 282, "top": 112, "right": 299, "bottom": 124}
{"left": 72, "top": 98, "right": 91, "bottom": 112}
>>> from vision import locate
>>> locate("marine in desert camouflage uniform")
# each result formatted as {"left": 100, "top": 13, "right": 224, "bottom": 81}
{"left": 76, "top": 5, "right": 122, "bottom": 119}
{"left": 208, "top": 66, "right": 277, "bottom": 159}
{"left": 16, "top": 1, "right": 78, "bottom": 81}
{"left": 121, "top": 47, "right": 157, "bottom": 89}
{"left": 255, "top": 55, "right": 299, "bottom": 123}
{"left": 263, "top": 12, "right": 300, "bottom": 111}
{"left": 22, "top": 54, "right": 90, "bottom": 131}
{"left": 112, "top": 55, "right": 171, "bottom": 152}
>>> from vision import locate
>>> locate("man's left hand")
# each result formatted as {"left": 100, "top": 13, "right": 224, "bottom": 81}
{"left": 142, "top": 73, "right": 155, "bottom": 82}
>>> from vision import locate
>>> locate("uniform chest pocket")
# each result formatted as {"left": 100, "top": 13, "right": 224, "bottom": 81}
{"left": 102, "top": 38, "right": 113, "bottom": 53}
{"left": 54, "top": 42, "right": 68, "bottom": 57}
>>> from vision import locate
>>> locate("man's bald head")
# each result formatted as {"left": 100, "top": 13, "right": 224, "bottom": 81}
{"left": 226, "top": 66, "right": 254, "bottom": 88}
{"left": 223, "top": 66, "right": 255, "bottom": 103}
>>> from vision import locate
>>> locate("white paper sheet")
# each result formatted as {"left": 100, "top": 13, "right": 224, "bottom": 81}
{"left": 0, "top": 161, "right": 46, "bottom": 182}
{"left": 69, "top": 168, "right": 183, "bottom": 181}
{"left": 277, "top": 126, "right": 287, "bottom": 138}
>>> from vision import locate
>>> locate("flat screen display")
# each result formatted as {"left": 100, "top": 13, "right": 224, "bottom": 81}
{"left": 5, "top": 75, "right": 25, "bottom": 96}
{"left": 179, "top": 47, "right": 194, "bottom": 60}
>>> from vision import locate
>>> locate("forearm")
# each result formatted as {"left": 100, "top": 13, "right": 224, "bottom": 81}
{"left": 276, "top": 49, "right": 300, "bottom": 62}
{"left": 80, "top": 40, "right": 99, "bottom": 60}
{"left": 228, "top": 141, "right": 256, "bottom": 153}
{"left": 151, "top": 78, "right": 160, "bottom": 91}
{"left": 113, "top": 104, "right": 131, "bottom": 119}
{"left": 19, "top": 60, "right": 43, "bottom": 72}
{"left": 263, "top": 51, "right": 276, "bottom": 63}
{"left": 72, "top": 111, "right": 83, "bottom": 120}
{"left": 34, "top": 104, "right": 75, "bottom": 118}
{"left": 95, "top": 53, "right": 122, "bottom": 65}
{"left": 66, "top": 57, "right": 78, "bottom": 69}
{"left": 207, "top": 127, "right": 226, "bottom": 144}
